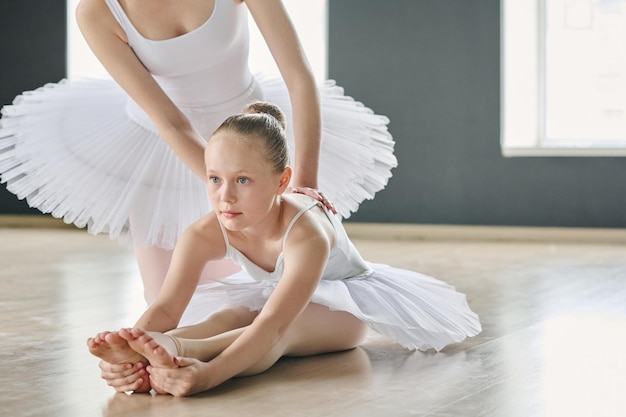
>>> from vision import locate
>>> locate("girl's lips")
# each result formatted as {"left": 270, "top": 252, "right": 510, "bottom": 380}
{"left": 221, "top": 210, "right": 241, "bottom": 219}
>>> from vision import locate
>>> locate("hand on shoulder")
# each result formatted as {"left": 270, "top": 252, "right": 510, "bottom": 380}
{"left": 288, "top": 186, "right": 337, "bottom": 214}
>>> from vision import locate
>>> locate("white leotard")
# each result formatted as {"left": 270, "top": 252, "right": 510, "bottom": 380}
{"left": 104, "top": 0, "right": 252, "bottom": 106}
{"left": 217, "top": 197, "right": 372, "bottom": 282}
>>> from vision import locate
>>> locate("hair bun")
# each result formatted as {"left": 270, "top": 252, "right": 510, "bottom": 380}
{"left": 243, "top": 101, "right": 286, "bottom": 129}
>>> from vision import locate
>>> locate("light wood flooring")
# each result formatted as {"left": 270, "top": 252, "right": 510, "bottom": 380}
{"left": 1, "top": 225, "right": 625, "bottom": 417}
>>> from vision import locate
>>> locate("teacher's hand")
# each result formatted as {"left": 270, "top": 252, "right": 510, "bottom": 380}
{"left": 288, "top": 187, "right": 337, "bottom": 214}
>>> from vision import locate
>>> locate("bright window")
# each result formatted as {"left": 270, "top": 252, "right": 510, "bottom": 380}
{"left": 501, "top": 0, "right": 626, "bottom": 156}
{"left": 66, "top": 0, "right": 327, "bottom": 81}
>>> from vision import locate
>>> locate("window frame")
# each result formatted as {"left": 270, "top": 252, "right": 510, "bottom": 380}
{"left": 500, "top": 0, "right": 626, "bottom": 157}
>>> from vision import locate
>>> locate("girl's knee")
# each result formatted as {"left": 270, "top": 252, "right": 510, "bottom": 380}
{"left": 215, "top": 306, "right": 258, "bottom": 329}
{"left": 337, "top": 317, "right": 368, "bottom": 350}
{"left": 286, "top": 308, "right": 368, "bottom": 355}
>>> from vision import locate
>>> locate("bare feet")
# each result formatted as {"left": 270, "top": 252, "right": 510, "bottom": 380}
{"left": 87, "top": 331, "right": 152, "bottom": 393}
{"left": 119, "top": 328, "right": 178, "bottom": 369}
{"left": 87, "top": 331, "right": 146, "bottom": 365}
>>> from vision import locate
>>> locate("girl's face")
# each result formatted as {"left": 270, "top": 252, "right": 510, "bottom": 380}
{"left": 205, "top": 133, "right": 290, "bottom": 231}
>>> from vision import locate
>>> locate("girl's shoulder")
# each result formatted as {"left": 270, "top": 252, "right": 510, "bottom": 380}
{"left": 280, "top": 194, "right": 336, "bottom": 246}
{"left": 186, "top": 211, "right": 224, "bottom": 242}
{"left": 280, "top": 193, "right": 323, "bottom": 220}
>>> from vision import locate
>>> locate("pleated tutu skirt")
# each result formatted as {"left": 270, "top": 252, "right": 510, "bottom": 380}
{"left": 179, "top": 263, "right": 482, "bottom": 352}
{"left": 0, "top": 74, "right": 396, "bottom": 249}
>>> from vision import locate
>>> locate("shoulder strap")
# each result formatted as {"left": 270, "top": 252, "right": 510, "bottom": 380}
{"left": 103, "top": 0, "right": 138, "bottom": 37}
{"left": 282, "top": 199, "right": 320, "bottom": 247}
{"left": 103, "top": 0, "right": 124, "bottom": 25}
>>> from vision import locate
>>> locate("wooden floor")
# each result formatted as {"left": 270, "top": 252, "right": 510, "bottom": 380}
{"left": 1, "top": 225, "right": 625, "bottom": 417}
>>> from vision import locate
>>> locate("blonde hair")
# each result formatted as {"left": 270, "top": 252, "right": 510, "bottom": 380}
{"left": 212, "top": 101, "right": 289, "bottom": 173}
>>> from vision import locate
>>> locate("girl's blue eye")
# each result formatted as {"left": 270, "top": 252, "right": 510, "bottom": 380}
{"left": 237, "top": 177, "right": 249, "bottom": 185}
{"left": 209, "top": 176, "right": 220, "bottom": 184}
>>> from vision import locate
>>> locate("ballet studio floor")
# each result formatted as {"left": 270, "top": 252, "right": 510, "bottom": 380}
{"left": 1, "top": 220, "right": 625, "bottom": 417}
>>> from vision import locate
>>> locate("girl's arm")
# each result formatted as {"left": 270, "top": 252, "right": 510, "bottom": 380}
{"left": 75, "top": 0, "right": 207, "bottom": 179}
{"left": 191, "top": 218, "right": 331, "bottom": 393}
{"left": 245, "top": 0, "right": 321, "bottom": 189}
{"left": 134, "top": 214, "right": 228, "bottom": 332}
{"left": 95, "top": 213, "right": 226, "bottom": 393}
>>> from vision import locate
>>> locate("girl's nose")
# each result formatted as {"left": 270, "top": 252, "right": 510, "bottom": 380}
{"left": 221, "top": 183, "right": 236, "bottom": 203}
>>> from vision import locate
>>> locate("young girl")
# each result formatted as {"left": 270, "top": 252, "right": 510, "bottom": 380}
{"left": 0, "top": 0, "right": 396, "bottom": 302}
{"left": 88, "top": 102, "right": 481, "bottom": 397}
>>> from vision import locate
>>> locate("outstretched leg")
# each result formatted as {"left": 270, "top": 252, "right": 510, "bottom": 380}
{"left": 120, "top": 327, "right": 248, "bottom": 367}
{"left": 124, "top": 303, "right": 368, "bottom": 377}
{"left": 239, "top": 303, "right": 368, "bottom": 376}
{"left": 168, "top": 306, "right": 258, "bottom": 340}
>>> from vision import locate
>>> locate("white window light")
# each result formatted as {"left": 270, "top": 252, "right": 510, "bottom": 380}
{"left": 501, "top": 0, "right": 626, "bottom": 156}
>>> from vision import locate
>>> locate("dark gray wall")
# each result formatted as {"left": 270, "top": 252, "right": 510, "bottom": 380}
{"left": 330, "top": 0, "right": 626, "bottom": 228}
{"left": 0, "top": 0, "right": 66, "bottom": 214}
{"left": 1, "top": 0, "right": 625, "bottom": 227}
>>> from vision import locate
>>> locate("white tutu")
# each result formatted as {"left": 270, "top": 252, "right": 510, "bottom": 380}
{"left": 0, "top": 75, "right": 396, "bottom": 249}
{"left": 180, "top": 263, "right": 482, "bottom": 352}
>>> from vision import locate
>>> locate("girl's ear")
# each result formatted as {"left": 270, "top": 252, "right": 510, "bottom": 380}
{"left": 277, "top": 167, "right": 292, "bottom": 194}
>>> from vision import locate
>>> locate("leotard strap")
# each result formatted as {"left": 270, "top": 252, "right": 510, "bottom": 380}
{"left": 215, "top": 198, "right": 320, "bottom": 256}
{"left": 281, "top": 199, "right": 320, "bottom": 247}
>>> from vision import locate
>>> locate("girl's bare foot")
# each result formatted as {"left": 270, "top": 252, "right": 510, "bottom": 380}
{"left": 119, "top": 328, "right": 178, "bottom": 369}
{"left": 88, "top": 331, "right": 152, "bottom": 393}
{"left": 87, "top": 331, "right": 145, "bottom": 365}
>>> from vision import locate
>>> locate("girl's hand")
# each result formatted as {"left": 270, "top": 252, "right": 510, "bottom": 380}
{"left": 99, "top": 360, "right": 152, "bottom": 393}
{"left": 147, "top": 357, "right": 210, "bottom": 397}
{"left": 288, "top": 187, "right": 337, "bottom": 214}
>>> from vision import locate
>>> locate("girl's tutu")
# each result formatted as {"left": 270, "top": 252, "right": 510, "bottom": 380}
{"left": 180, "top": 263, "right": 482, "bottom": 352}
{"left": 0, "top": 75, "right": 396, "bottom": 249}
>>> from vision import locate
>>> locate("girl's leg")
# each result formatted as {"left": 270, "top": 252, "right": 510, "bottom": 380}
{"left": 88, "top": 307, "right": 257, "bottom": 369}
{"left": 241, "top": 303, "right": 368, "bottom": 375}
{"left": 132, "top": 244, "right": 172, "bottom": 303}
{"left": 133, "top": 244, "right": 242, "bottom": 303}
{"left": 167, "top": 306, "right": 258, "bottom": 339}
{"left": 161, "top": 303, "right": 368, "bottom": 375}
